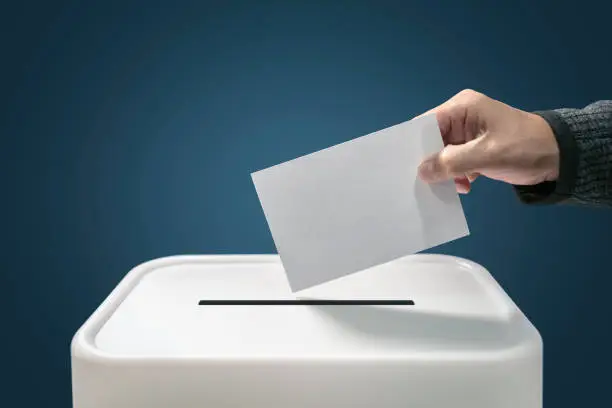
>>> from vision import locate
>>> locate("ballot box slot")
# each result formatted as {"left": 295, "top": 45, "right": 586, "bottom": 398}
{"left": 197, "top": 299, "right": 415, "bottom": 306}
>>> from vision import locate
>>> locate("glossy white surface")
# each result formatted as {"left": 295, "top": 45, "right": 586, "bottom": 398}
{"left": 71, "top": 254, "right": 542, "bottom": 408}
{"left": 96, "top": 255, "right": 517, "bottom": 357}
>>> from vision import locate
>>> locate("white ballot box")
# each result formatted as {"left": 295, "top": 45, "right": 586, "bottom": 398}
{"left": 71, "top": 254, "right": 542, "bottom": 408}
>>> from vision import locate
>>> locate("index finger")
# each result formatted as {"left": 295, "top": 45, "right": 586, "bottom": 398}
{"left": 413, "top": 102, "right": 454, "bottom": 145}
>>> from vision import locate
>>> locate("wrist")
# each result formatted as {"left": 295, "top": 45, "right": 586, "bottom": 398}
{"left": 529, "top": 112, "right": 561, "bottom": 182}
{"left": 512, "top": 110, "right": 578, "bottom": 204}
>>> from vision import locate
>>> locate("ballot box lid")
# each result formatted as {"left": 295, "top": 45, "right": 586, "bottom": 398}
{"left": 87, "top": 254, "right": 536, "bottom": 360}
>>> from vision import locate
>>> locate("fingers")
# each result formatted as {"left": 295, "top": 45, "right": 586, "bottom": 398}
{"left": 418, "top": 139, "right": 489, "bottom": 183}
{"left": 454, "top": 173, "right": 480, "bottom": 194}
{"left": 467, "top": 172, "right": 480, "bottom": 183}
{"left": 454, "top": 176, "right": 471, "bottom": 194}
{"left": 415, "top": 90, "right": 493, "bottom": 190}
{"left": 414, "top": 89, "right": 487, "bottom": 146}
{"left": 415, "top": 102, "right": 454, "bottom": 144}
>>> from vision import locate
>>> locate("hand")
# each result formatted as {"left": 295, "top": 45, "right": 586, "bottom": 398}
{"left": 417, "top": 89, "right": 561, "bottom": 193}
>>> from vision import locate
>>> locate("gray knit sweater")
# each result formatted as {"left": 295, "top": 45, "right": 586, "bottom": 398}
{"left": 514, "top": 100, "right": 612, "bottom": 207}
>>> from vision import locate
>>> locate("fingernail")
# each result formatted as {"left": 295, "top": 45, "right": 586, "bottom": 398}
{"left": 457, "top": 184, "right": 470, "bottom": 194}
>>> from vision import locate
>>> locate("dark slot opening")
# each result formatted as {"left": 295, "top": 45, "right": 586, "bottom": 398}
{"left": 198, "top": 299, "right": 414, "bottom": 306}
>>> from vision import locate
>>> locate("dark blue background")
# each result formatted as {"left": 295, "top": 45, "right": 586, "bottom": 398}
{"left": 3, "top": 1, "right": 612, "bottom": 406}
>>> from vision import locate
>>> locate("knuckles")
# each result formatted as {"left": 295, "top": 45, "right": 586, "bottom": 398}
{"left": 455, "top": 88, "right": 485, "bottom": 102}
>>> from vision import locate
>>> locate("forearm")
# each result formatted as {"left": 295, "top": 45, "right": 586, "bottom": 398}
{"left": 514, "top": 100, "right": 612, "bottom": 206}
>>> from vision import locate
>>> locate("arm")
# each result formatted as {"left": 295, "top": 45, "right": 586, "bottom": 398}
{"left": 514, "top": 101, "right": 612, "bottom": 206}
{"left": 417, "top": 90, "right": 612, "bottom": 208}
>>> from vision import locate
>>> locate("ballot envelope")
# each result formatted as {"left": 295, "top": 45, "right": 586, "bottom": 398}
{"left": 71, "top": 254, "right": 542, "bottom": 408}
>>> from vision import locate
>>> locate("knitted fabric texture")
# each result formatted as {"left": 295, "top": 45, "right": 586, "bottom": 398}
{"left": 514, "top": 100, "right": 612, "bottom": 206}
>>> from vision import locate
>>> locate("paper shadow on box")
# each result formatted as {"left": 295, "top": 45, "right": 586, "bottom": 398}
{"left": 196, "top": 298, "right": 520, "bottom": 348}
{"left": 71, "top": 255, "right": 542, "bottom": 408}
{"left": 299, "top": 299, "right": 525, "bottom": 349}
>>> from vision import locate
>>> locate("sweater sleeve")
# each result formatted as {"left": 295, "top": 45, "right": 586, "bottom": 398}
{"left": 513, "top": 100, "right": 612, "bottom": 207}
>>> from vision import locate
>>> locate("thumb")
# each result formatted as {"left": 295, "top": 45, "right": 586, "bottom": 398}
{"left": 418, "top": 141, "right": 487, "bottom": 183}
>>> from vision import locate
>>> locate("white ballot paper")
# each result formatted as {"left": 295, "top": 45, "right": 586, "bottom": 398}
{"left": 251, "top": 114, "right": 469, "bottom": 292}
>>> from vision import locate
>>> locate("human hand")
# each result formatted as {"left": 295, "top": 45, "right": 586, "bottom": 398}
{"left": 417, "top": 89, "right": 560, "bottom": 193}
